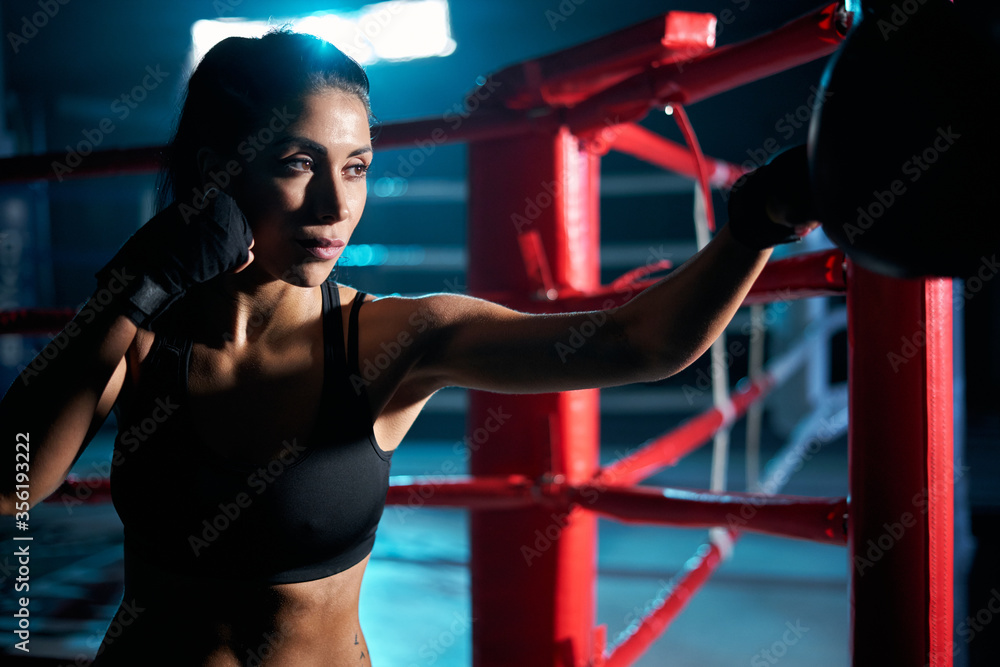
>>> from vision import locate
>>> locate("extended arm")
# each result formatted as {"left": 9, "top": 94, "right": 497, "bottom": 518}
{"left": 391, "top": 223, "right": 772, "bottom": 397}
{"left": 379, "top": 146, "right": 815, "bottom": 401}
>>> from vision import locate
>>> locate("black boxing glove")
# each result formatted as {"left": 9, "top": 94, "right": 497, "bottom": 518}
{"left": 726, "top": 144, "right": 817, "bottom": 250}
{"left": 95, "top": 189, "right": 253, "bottom": 327}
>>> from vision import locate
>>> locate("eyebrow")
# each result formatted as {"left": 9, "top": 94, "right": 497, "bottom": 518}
{"left": 274, "top": 136, "right": 372, "bottom": 158}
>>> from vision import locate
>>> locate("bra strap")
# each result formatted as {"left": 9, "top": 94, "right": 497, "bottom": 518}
{"left": 348, "top": 291, "right": 367, "bottom": 377}
{"left": 322, "top": 281, "right": 349, "bottom": 377}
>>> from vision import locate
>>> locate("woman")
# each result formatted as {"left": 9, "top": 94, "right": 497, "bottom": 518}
{"left": 0, "top": 31, "right": 815, "bottom": 665}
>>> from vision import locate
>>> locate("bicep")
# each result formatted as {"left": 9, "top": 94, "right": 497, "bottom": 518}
{"left": 407, "top": 294, "right": 655, "bottom": 395}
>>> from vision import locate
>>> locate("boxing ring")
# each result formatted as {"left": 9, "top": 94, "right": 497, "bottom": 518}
{"left": 0, "top": 3, "right": 956, "bottom": 666}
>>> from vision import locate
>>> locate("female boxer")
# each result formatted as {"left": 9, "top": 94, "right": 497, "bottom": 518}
{"left": 0, "top": 30, "right": 814, "bottom": 665}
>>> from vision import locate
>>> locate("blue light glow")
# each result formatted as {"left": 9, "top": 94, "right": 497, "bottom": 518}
{"left": 372, "top": 177, "right": 409, "bottom": 198}
{"left": 339, "top": 244, "right": 427, "bottom": 267}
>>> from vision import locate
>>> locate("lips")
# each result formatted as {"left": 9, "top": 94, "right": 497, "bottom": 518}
{"left": 296, "top": 237, "right": 346, "bottom": 261}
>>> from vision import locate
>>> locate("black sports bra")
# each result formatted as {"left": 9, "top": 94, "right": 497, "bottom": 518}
{"left": 110, "top": 281, "right": 392, "bottom": 584}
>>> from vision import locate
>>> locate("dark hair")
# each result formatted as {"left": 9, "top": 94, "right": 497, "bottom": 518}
{"left": 158, "top": 29, "right": 374, "bottom": 209}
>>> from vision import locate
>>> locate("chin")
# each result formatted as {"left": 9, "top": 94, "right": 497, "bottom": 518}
{"left": 279, "top": 262, "right": 335, "bottom": 288}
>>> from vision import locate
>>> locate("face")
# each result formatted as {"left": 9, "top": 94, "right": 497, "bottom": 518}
{"left": 228, "top": 89, "right": 372, "bottom": 287}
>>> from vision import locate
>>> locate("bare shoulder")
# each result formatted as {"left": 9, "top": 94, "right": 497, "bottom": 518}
{"left": 347, "top": 289, "right": 520, "bottom": 353}
{"left": 345, "top": 290, "right": 503, "bottom": 442}
{"left": 341, "top": 289, "right": 499, "bottom": 394}
{"left": 354, "top": 289, "right": 512, "bottom": 323}
{"left": 335, "top": 283, "right": 374, "bottom": 306}
{"left": 342, "top": 289, "right": 443, "bottom": 349}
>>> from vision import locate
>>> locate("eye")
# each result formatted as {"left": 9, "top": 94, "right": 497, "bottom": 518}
{"left": 282, "top": 156, "right": 314, "bottom": 173}
{"left": 346, "top": 162, "right": 370, "bottom": 180}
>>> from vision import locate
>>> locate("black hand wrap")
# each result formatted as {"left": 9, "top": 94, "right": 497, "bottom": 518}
{"left": 95, "top": 190, "right": 253, "bottom": 327}
{"left": 726, "top": 145, "right": 817, "bottom": 250}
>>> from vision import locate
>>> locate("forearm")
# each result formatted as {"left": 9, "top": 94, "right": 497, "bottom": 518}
{"left": 0, "top": 293, "right": 136, "bottom": 510}
{"left": 620, "top": 144, "right": 817, "bottom": 378}
{"left": 617, "top": 223, "right": 772, "bottom": 380}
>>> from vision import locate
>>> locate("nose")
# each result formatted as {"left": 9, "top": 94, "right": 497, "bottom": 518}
{"left": 311, "top": 167, "right": 351, "bottom": 223}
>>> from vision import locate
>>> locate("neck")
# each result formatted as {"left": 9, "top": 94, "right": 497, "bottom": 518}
{"left": 200, "top": 266, "right": 319, "bottom": 347}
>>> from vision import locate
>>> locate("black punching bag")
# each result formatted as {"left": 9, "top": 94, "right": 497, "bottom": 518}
{"left": 809, "top": 0, "right": 999, "bottom": 278}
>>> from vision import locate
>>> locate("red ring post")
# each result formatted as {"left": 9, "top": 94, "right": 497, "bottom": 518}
{"left": 467, "top": 126, "right": 600, "bottom": 665}
{"left": 847, "top": 262, "right": 954, "bottom": 666}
